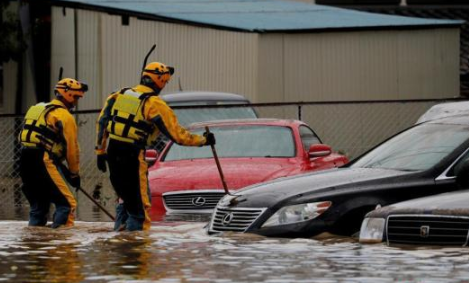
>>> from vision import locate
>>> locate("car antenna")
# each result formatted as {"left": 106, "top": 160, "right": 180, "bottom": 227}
{"left": 178, "top": 77, "right": 183, "bottom": 92}
{"left": 141, "top": 44, "right": 156, "bottom": 77}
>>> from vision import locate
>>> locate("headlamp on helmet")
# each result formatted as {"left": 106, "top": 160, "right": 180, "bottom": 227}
{"left": 54, "top": 78, "right": 88, "bottom": 103}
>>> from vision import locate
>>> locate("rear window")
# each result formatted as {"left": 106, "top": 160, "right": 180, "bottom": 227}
{"left": 173, "top": 107, "right": 258, "bottom": 125}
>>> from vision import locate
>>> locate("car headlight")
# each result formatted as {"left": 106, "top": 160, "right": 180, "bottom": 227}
{"left": 262, "top": 201, "right": 332, "bottom": 228}
{"left": 359, "top": 217, "right": 385, "bottom": 243}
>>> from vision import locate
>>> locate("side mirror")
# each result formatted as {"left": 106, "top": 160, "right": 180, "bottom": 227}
{"left": 455, "top": 159, "right": 469, "bottom": 187}
{"left": 145, "top": 149, "right": 159, "bottom": 167}
{"left": 309, "top": 144, "right": 332, "bottom": 158}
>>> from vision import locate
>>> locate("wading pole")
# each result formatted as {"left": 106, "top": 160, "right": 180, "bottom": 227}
{"left": 205, "top": 126, "right": 234, "bottom": 196}
{"left": 77, "top": 187, "right": 115, "bottom": 221}
{"left": 58, "top": 163, "right": 115, "bottom": 221}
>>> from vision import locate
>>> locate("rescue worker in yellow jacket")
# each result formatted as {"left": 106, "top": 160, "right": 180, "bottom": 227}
{"left": 19, "top": 78, "right": 87, "bottom": 228}
{"left": 96, "top": 62, "right": 215, "bottom": 231}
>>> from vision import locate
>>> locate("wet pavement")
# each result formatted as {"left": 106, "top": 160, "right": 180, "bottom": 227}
{"left": 1, "top": 219, "right": 469, "bottom": 283}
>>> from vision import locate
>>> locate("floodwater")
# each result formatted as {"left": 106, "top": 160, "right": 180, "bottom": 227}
{"left": 2, "top": 216, "right": 469, "bottom": 283}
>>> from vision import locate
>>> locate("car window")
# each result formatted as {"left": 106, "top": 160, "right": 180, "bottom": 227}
{"left": 352, "top": 123, "right": 469, "bottom": 171}
{"left": 173, "top": 107, "right": 258, "bottom": 125}
{"left": 449, "top": 148, "right": 469, "bottom": 176}
{"left": 163, "top": 125, "right": 295, "bottom": 161}
{"left": 299, "top": 125, "right": 321, "bottom": 151}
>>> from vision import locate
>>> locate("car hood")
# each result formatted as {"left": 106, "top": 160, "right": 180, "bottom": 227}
{"left": 149, "top": 158, "right": 300, "bottom": 194}
{"left": 367, "top": 190, "right": 469, "bottom": 218}
{"left": 228, "top": 167, "right": 412, "bottom": 207}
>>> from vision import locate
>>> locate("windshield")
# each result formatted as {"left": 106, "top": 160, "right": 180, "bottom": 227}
{"left": 352, "top": 123, "right": 469, "bottom": 171}
{"left": 164, "top": 125, "right": 295, "bottom": 161}
{"left": 172, "top": 107, "right": 258, "bottom": 125}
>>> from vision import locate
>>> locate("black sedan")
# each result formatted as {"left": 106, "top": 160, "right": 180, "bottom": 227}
{"left": 208, "top": 116, "right": 469, "bottom": 237}
{"left": 359, "top": 189, "right": 469, "bottom": 246}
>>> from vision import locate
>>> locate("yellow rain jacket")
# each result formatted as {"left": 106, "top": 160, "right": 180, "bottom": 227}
{"left": 96, "top": 85, "right": 206, "bottom": 154}
{"left": 20, "top": 99, "right": 80, "bottom": 175}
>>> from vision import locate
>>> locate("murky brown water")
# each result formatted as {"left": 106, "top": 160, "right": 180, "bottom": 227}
{"left": 1, "top": 216, "right": 469, "bottom": 283}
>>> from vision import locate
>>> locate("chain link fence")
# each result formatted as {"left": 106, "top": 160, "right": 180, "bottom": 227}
{"left": 0, "top": 99, "right": 454, "bottom": 220}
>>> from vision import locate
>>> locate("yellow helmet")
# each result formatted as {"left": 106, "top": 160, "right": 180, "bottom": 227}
{"left": 141, "top": 62, "right": 174, "bottom": 90}
{"left": 54, "top": 78, "right": 88, "bottom": 103}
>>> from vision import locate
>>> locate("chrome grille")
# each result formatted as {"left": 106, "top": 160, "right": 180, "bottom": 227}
{"left": 209, "top": 206, "right": 266, "bottom": 233}
{"left": 163, "top": 191, "right": 225, "bottom": 211}
{"left": 387, "top": 215, "right": 469, "bottom": 246}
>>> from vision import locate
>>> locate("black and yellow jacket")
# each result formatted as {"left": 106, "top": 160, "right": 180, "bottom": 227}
{"left": 96, "top": 85, "right": 206, "bottom": 155}
{"left": 20, "top": 99, "right": 80, "bottom": 175}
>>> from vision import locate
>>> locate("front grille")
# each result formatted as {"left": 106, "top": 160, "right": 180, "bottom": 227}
{"left": 163, "top": 191, "right": 225, "bottom": 211}
{"left": 387, "top": 215, "right": 469, "bottom": 246}
{"left": 209, "top": 206, "right": 266, "bottom": 233}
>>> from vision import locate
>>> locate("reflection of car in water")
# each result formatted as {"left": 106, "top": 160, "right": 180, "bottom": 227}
{"left": 153, "top": 91, "right": 258, "bottom": 151}
{"left": 207, "top": 116, "right": 469, "bottom": 238}
{"left": 148, "top": 119, "right": 348, "bottom": 220}
{"left": 359, "top": 188, "right": 469, "bottom": 247}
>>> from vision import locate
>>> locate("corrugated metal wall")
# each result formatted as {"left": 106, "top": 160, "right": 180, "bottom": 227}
{"left": 50, "top": 7, "right": 460, "bottom": 110}
{"left": 100, "top": 15, "right": 259, "bottom": 104}
{"left": 258, "top": 28, "right": 459, "bottom": 102}
{"left": 51, "top": 7, "right": 259, "bottom": 110}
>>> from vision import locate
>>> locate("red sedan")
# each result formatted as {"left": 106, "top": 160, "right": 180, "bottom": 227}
{"left": 148, "top": 119, "right": 348, "bottom": 219}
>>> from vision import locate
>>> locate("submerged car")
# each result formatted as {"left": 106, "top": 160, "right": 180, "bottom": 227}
{"left": 148, "top": 119, "right": 348, "bottom": 219}
{"left": 360, "top": 186, "right": 469, "bottom": 247}
{"left": 208, "top": 116, "right": 469, "bottom": 237}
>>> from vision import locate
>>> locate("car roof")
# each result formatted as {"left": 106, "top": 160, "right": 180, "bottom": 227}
{"left": 423, "top": 114, "right": 469, "bottom": 126}
{"left": 161, "top": 91, "right": 251, "bottom": 103}
{"left": 416, "top": 101, "right": 469, "bottom": 124}
{"left": 188, "top": 118, "right": 306, "bottom": 128}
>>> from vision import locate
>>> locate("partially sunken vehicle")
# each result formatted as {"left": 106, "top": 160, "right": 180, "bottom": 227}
{"left": 208, "top": 116, "right": 469, "bottom": 237}
{"left": 148, "top": 118, "right": 348, "bottom": 220}
{"left": 359, "top": 188, "right": 469, "bottom": 247}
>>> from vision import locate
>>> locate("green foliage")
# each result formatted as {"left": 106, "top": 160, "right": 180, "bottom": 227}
{"left": 0, "top": 1, "right": 27, "bottom": 63}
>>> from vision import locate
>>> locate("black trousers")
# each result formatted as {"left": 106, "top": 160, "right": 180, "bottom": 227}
{"left": 107, "top": 139, "right": 151, "bottom": 231}
{"left": 19, "top": 148, "right": 76, "bottom": 227}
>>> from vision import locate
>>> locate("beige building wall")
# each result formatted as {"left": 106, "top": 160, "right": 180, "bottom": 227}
{"left": 258, "top": 28, "right": 460, "bottom": 102}
{"left": 99, "top": 14, "right": 259, "bottom": 105}
{"left": 50, "top": 7, "right": 259, "bottom": 110}
{"left": 50, "top": 7, "right": 460, "bottom": 110}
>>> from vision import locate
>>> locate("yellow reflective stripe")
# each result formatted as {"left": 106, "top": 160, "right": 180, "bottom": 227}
{"left": 43, "top": 152, "right": 76, "bottom": 227}
{"left": 138, "top": 151, "right": 151, "bottom": 231}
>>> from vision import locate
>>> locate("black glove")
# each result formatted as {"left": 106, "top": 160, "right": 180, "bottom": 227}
{"left": 203, "top": 132, "right": 216, "bottom": 146}
{"left": 97, "top": 154, "right": 107, "bottom": 173}
{"left": 69, "top": 174, "right": 81, "bottom": 191}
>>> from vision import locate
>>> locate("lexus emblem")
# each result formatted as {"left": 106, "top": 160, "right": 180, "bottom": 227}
{"left": 420, "top": 225, "right": 430, "bottom": 238}
{"left": 222, "top": 213, "right": 234, "bottom": 226}
{"left": 192, "top": 197, "right": 206, "bottom": 206}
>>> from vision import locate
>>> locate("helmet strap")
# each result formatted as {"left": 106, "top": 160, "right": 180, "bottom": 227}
{"left": 140, "top": 76, "right": 162, "bottom": 94}
{"left": 56, "top": 95, "right": 75, "bottom": 110}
